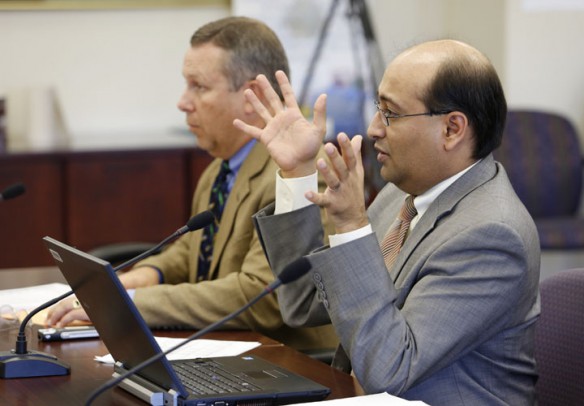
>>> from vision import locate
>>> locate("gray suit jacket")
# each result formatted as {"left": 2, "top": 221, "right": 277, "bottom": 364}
{"left": 254, "top": 155, "right": 540, "bottom": 405}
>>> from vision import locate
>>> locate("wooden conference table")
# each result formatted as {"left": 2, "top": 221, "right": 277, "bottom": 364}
{"left": 0, "top": 268, "right": 364, "bottom": 405}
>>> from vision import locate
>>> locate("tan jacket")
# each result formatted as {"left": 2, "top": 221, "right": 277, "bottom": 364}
{"left": 133, "top": 143, "right": 338, "bottom": 351}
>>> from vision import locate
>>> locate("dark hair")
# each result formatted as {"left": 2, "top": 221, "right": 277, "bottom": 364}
{"left": 421, "top": 53, "right": 507, "bottom": 159}
{"left": 190, "top": 16, "right": 290, "bottom": 100}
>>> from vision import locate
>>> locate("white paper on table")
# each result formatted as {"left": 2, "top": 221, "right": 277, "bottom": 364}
{"left": 291, "top": 392, "right": 429, "bottom": 405}
{"left": 0, "top": 283, "right": 71, "bottom": 312}
{"left": 94, "top": 337, "right": 261, "bottom": 364}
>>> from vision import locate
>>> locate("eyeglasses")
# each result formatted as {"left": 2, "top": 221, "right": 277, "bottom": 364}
{"left": 374, "top": 101, "right": 451, "bottom": 126}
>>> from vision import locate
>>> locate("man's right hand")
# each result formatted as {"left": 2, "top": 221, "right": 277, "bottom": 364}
{"left": 44, "top": 266, "right": 160, "bottom": 327}
{"left": 45, "top": 296, "right": 90, "bottom": 328}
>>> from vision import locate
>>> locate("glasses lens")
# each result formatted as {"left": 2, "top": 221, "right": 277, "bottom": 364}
{"left": 375, "top": 102, "right": 389, "bottom": 126}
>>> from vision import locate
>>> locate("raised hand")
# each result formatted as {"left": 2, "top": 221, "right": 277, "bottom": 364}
{"left": 233, "top": 70, "right": 326, "bottom": 178}
{"left": 234, "top": 70, "right": 369, "bottom": 234}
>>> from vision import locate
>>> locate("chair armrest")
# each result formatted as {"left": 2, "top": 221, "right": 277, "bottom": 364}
{"left": 88, "top": 242, "right": 159, "bottom": 265}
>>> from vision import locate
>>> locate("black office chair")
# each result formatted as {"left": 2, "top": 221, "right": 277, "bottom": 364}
{"left": 88, "top": 242, "right": 158, "bottom": 268}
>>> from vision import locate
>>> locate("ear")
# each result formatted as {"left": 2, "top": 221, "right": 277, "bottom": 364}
{"left": 442, "top": 112, "right": 469, "bottom": 151}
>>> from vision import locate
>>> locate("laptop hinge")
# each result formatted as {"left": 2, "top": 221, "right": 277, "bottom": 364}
{"left": 150, "top": 391, "right": 179, "bottom": 406}
{"left": 113, "top": 365, "right": 180, "bottom": 406}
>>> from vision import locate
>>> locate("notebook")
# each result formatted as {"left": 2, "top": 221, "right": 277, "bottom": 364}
{"left": 43, "top": 236, "right": 330, "bottom": 405}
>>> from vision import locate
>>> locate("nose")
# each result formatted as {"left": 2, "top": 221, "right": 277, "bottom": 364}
{"left": 177, "top": 89, "right": 193, "bottom": 112}
{"left": 367, "top": 113, "right": 386, "bottom": 140}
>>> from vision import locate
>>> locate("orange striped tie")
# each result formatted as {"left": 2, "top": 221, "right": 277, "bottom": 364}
{"left": 381, "top": 195, "right": 417, "bottom": 270}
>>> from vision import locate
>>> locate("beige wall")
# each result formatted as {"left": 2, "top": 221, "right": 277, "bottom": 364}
{"left": 0, "top": 6, "right": 229, "bottom": 143}
{"left": 367, "top": 0, "right": 505, "bottom": 78}
{"left": 505, "top": 0, "right": 584, "bottom": 138}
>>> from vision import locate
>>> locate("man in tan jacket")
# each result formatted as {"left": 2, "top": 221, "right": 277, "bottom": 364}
{"left": 46, "top": 16, "right": 338, "bottom": 353}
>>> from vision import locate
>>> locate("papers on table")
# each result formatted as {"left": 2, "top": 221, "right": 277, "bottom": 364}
{"left": 94, "top": 337, "right": 261, "bottom": 364}
{"left": 292, "top": 392, "right": 429, "bottom": 405}
{"left": 0, "top": 283, "right": 71, "bottom": 313}
{"left": 0, "top": 283, "right": 72, "bottom": 326}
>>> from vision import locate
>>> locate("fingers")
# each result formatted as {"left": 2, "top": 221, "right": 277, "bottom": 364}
{"left": 54, "top": 309, "right": 89, "bottom": 328}
{"left": 351, "top": 135, "right": 364, "bottom": 167}
{"left": 317, "top": 155, "right": 341, "bottom": 194}
{"left": 322, "top": 143, "right": 346, "bottom": 189}
{"left": 45, "top": 302, "right": 67, "bottom": 326}
{"left": 337, "top": 133, "right": 362, "bottom": 170}
{"left": 234, "top": 71, "right": 292, "bottom": 135}
{"left": 308, "top": 133, "right": 364, "bottom": 202}
{"left": 256, "top": 71, "right": 289, "bottom": 114}
{"left": 320, "top": 133, "right": 354, "bottom": 186}
{"left": 274, "top": 70, "right": 300, "bottom": 110}
{"left": 45, "top": 297, "right": 89, "bottom": 328}
{"left": 233, "top": 116, "right": 263, "bottom": 139}
{"left": 312, "top": 94, "right": 328, "bottom": 137}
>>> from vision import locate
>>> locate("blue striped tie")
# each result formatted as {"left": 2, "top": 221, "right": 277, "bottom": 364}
{"left": 197, "top": 160, "right": 231, "bottom": 281}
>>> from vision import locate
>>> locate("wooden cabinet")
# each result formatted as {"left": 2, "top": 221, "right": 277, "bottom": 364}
{"left": 0, "top": 146, "right": 213, "bottom": 267}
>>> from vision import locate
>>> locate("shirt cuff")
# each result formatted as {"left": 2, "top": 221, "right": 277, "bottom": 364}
{"left": 152, "top": 266, "right": 164, "bottom": 284}
{"left": 329, "top": 224, "right": 373, "bottom": 247}
{"left": 274, "top": 170, "right": 318, "bottom": 214}
{"left": 133, "top": 265, "right": 164, "bottom": 284}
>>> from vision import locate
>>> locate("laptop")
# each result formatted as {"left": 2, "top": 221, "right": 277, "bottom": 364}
{"left": 43, "top": 236, "right": 330, "bottom": 405}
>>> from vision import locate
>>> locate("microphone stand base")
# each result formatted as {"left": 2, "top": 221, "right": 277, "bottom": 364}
{"left": 0, "top": 350, "right": 70, "bottom": 378}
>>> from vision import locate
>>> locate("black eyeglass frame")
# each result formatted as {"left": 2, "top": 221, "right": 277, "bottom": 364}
{"left": 374, "top": 100, "right": 451, "bottom": 126}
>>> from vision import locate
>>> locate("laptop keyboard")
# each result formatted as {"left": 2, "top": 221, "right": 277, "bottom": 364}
{"left": 174, "top": 360, "right": 262, "bottom": 395}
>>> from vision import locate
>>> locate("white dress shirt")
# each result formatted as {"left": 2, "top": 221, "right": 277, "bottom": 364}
{"left": 274, "top": 161, "right": 479, "bottom": 247}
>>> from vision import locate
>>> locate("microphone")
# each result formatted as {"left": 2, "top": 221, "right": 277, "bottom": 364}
{"left": 0, "top": 211, "right": 215, "bottom": 379}
{"left": 85, "top": 257, "right": 312, "bottom": 406}
{"left": 0, "top": 182, "right": 26, "bottom": 202}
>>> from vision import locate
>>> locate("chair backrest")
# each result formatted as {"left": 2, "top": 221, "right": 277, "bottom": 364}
{"left": 494, "top": 110, "right": 583, "bottom": 218}
{"left": 534, "top": 268, "right": 584, "bottom": 405}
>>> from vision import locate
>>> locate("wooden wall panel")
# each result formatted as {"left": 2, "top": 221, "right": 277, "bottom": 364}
{"left": 65, "top": 149, "right": 190, "bottom": 251}
{"left": 0, "top": 147, "right": 213, "bottom": 268}
{"left": 0, "top": 155, "right": 65, "bottom": 267}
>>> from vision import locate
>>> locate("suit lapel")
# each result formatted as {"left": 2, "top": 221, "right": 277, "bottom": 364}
{"left": 209, "top": 144, "right": 270, "bottom": 277}
{"left": 389, "top": 154, "right": 499, "bottom": 281}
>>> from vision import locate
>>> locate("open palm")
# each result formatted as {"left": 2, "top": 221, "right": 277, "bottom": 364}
{"left": 234, "top": 71, "right": 326, "bottom": 174}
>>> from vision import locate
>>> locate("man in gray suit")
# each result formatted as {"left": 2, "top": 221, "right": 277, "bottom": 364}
{"left": 233, "top": 40, "right": 540, "bottom": 405}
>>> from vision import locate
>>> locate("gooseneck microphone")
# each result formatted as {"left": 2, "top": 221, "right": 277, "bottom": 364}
{"left": 85, "top": 257, "right": 312, "bottom": 406}
{"left": 0, "top": 182, "right": 26, "bottom": 202}
{"left": 0, "top": 211, "right": 215, "bottom": 379}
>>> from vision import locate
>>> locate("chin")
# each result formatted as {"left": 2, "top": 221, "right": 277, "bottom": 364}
{"left": 195, "top": 139, "right": 214, "bottom": 152}
{"left": 379, "top": 167, "right": 393, "bottom": 183}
